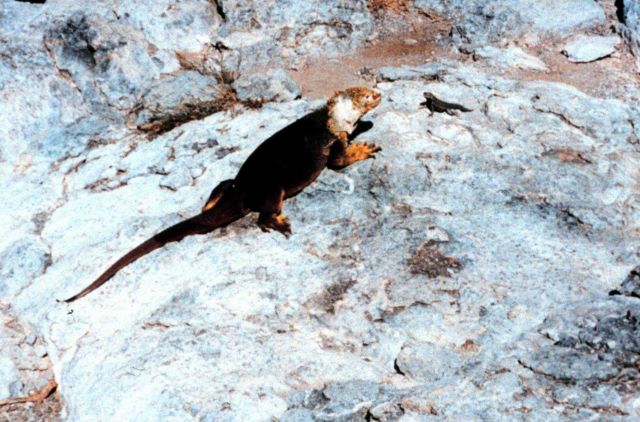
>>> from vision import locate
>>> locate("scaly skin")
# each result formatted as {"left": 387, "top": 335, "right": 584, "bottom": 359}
{"left": 62, "top": 87, "right": 382, "bottom": 302}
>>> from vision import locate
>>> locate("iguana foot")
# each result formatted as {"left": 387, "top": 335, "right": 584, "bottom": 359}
{"left": 348, "top": 142, "right": 381, "bottom": 161}
{"left": 258, "top": 213, "right": 292, "bottom": 237}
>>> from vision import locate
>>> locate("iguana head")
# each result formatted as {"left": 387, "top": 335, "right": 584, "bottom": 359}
{"left": 327, "top": 87, "right": 381, "bottom": 138}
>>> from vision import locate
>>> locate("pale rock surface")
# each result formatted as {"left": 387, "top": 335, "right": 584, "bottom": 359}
{"left": 622, "top": 0, "right": 640, "bottom": 32}
{"left": 516, "top": 0, "right": 605, "bottom": 33}
{"left": 4, "top": 59, "right": 640, "bottom": 421}
{"left": 233, "top": 69, "right": 302, "bottom": 104}
{"left": 215, "top": 0, "right": 374, "bottom": 70}
{"left": 415, "top": 0, "right": 605, "bottom": 51}
{"left": 474, "top": 45, "right": 549, "bottom": 71}
{"left": 132, "top": 71, "right": 234, "bottom": 133}
{"left": 619, "top": 0, "right": 640, "bottom": 71}
{"left": 2, "top": 1, "right": 640, "bottom": 421}
{"left": 562, "top": 34, "right": 621, "bottom": 63}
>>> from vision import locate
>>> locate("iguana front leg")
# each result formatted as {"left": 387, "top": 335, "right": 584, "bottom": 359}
{"left": 257, "top": 188, "right": 292, "bottom": 237}
{"left": 327, "top": 138, "right": 381, "bottom": 170}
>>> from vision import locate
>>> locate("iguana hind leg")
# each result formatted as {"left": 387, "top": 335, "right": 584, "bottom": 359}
{"left": 256, "top": 188, "right": 291, "bottom": 237}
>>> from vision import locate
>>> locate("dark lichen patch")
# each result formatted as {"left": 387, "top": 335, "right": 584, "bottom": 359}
{"left": 46, "top": 18, "right": 93, "bottom": 67}
{"left": 215, "top": 146, "right": 240, "bottom": 159}
{"left": 190, "top": 138, "right": 219, "bottom": 153}
{"left": 407, "top": 243, "right": 461, "bottom": 278}
{"left": 521, "top": 305, "right": 640, "bottom": 399}
{"left": 507, "top": 194, "right": 590, "bottom": 233}
{"left": 313, "top": 278, "right": 357, "bottom": 314}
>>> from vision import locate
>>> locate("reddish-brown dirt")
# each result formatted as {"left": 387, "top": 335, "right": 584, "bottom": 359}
{"left": 367, "top": 0, "right": 413, "bottom": 14}
{"left": 289, "top": 14, "right": 454, "bottom": 98}
{"left": 289, "top": 13, "right": 639, "bottom": 101}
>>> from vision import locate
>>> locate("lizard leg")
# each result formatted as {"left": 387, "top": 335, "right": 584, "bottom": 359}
{"left": 327, "top": 141, "right": 381, "bottom": 170}
{"left": 256, "top": 188, "right": 291, "bottom": 237}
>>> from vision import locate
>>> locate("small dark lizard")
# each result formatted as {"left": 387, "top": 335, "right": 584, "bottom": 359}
{"left": 422, "top": 92, "right": 472, "bottom": 115}
{"left": 62, "top": 87, "right": 382, "bottom": 302}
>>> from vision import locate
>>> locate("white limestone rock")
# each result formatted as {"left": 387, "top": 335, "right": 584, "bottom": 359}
{"left": 562, "top": 34, "right": 621, "bottom": 63}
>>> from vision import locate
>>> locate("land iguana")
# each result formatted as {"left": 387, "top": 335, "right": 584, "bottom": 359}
{"left": 62, "top": 87, "right": 382, "bottom": 302}
{"left": 422, "top": 92, "right": 472, "bottom": 115}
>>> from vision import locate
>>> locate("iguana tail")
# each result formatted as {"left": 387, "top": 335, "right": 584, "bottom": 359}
{"left": 62, "top": 187, "right": 248, "bottom": 302}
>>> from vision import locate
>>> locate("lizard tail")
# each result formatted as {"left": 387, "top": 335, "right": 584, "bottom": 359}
{"left": 62, "top": 189, "right": 248, "bottom": 303}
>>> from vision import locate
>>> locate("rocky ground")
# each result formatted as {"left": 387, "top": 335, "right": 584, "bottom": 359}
{"left": 2, "top": 0, "right": 640, "bottom": 421}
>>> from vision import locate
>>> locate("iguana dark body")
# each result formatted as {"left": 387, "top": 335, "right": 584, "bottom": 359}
{"left": 63, "top": 87, "right": 382, "bottom": 302}
{"left": 422, "top": 92, "right": 472, "bottom": 115}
